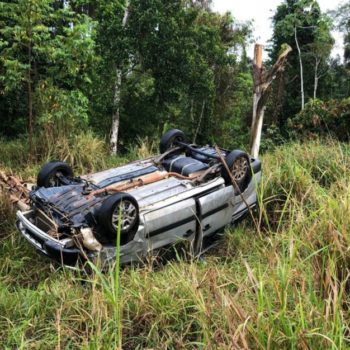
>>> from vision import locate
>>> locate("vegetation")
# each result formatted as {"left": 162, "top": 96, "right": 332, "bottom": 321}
{"left": 1, "top": 0, "right": 348, "bottom": 155}
{"left": 0, "top": 138, "right": 349, "bottom": 349}
{"left": 290, "top": 98, "right": 350, "bottom": 141}
{"left": 1, "top": 0, "right": 350, "bottom": 348}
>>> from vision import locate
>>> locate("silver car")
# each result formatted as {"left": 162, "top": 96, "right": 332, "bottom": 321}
{"left": 16, "top": 129, "right": 261, "bottom": 267}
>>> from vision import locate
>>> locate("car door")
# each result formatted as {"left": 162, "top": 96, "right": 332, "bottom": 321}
{"left": 198, "top": 186, "right": 235, "bottom": 237}
{"left": 143, "top": 198, "right": 197, "bottom": 250}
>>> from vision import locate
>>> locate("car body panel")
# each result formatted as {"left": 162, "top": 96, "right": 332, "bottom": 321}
{"left": 199, "top": 186, "right": 235, "bottom": 236}
{"left": 82, "top": 161, "right": 156, "bottom": 187}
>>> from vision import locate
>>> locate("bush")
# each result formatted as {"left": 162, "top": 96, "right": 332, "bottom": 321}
{"left": 35, "top": 80, "right": 89, "bottom": 141}
{"left": 290, "top": 98, "right": 350, "bottom": 141}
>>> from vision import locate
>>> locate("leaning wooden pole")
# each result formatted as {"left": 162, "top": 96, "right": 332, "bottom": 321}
{"left": 250, "top": 43, "right": 292, "bottom": 159}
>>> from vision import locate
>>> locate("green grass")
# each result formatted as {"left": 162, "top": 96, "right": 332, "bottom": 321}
{"left": 0, "top": 138, "right": 350, "bottom": 349}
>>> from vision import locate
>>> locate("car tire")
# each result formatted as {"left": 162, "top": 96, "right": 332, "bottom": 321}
{"left": 159, "top": 129, "right": 186, "bottom": 154}
{"left": 221, "top": 150, "right": 252, "bottom": 193}
{"left": 37, "top": 161, "right": 73, "bottom": 188}
{"left": 98, "top": 193, "right": 139, "bottom": 244}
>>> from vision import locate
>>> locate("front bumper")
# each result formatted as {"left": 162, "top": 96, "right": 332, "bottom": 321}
{"left": 16, "top": 210, "right": 82, "bottom": 266}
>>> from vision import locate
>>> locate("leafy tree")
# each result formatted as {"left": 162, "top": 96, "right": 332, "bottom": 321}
{"left": 126, "top": 1, "right": 251, "bottom": 145}
{"left": 0, "top": 0, "right": 253, "bottom": 152}
{"left": 305, "top": 16, "right": 334, "bottom": 99}
{"left": 325, "top": 58, "right": 350, "bottom": 99}
{"left": 331, "top": 1, "right": 350, "bottom": 69}
{"left": 0, "top": 0, "right": 94, "bottom": 155}
{"left": 269, "top": 0, "right": 333, "bottom": 133}
{"left": 83, "top": 0, "right": 132, "bottom": 154}
{"left": 0, "top": 0, "right": 49, "bottom": 156}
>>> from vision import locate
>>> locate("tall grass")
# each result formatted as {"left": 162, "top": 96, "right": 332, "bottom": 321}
{"left": 0, "top": 133, "right": 124, "bottom": 180}
{"left": 127, "top": 136, "right": 158, "bottom": 160}
{"left": 87, "top": 205, "right": 123, "bottom": 349}
{"left": 0, "top": 133, "right": 156, "bottom": 177}
{"left": 0, "top": 138, "right": 349, "bottom": 349}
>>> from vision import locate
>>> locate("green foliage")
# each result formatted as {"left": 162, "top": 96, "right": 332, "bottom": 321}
{"left": 1, "top": 0, "right": 350, "bottom": 345}
{"left": 0, "top": 132, "right": 108, "bottom": 174}
{"left": 289, "top": 98, "right": 350, "bottom": 141}
{"left": 35, "top": 80, "right": 89, "bottom": 138}
{"left": 40, "top": 131, "right": 108, "bottom": 173}
{"left": 144, "top": 5, "right": 244, "bottom": 143}
{"left": 0, "top": 137, "right": 33, "bottom": 170}
{"left": 1, "top": 140, "right": 350, "bottom": 348}
{"left": 218, "top": 68, "right": 253, "bottom": 150}
{"left": 0, "top": 0, "right": 253, "bottom": 150}
{"left": 0, "top": 193, "right": 15, "bottom": 237}
{"left": 0, "top": 0, "right": 95, "bottom": 142}
{"left": 331, "top": 1, "right": 350, "bottom": 69}
{"left": 0, "top": 0, "right": 349, "bottom": 155}
{"left": 87, "top": 0, "right": 252, "bottom": 147}
{"left": 268, "top": 0, "right": 334, "bottom": 133}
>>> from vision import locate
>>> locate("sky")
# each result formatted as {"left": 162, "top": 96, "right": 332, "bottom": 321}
{"left": 212, "top": 0, "right": 344, "bottom": 58}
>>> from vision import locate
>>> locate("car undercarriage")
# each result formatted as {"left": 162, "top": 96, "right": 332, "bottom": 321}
{"left": 1, "top": 129, "right": 261, "bottom": 268}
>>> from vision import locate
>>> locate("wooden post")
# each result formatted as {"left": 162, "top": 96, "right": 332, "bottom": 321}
{"left": 250, "top": 43, "right": 292, "bottom": 159}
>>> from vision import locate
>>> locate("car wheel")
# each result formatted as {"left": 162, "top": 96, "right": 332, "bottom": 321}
{"left": 221, "top": 150, "right": 252, "bottom": 193}
{"left": 159, "top": 129, "right": 186, "bottom": 154}
{"left": 98, "top": 193, "right": 139, "bottom": 244}
{"left": 37, "top": 161, "right": 73, "bottom": 188}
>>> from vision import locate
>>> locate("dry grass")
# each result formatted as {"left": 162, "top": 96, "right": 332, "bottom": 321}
{"left": 0, "top": 138, "right": 349, "bottom": 349}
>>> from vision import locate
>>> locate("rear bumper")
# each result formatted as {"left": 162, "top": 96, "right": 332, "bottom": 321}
{"left": 16, "top": 210, "right": 82, "bottom": 266}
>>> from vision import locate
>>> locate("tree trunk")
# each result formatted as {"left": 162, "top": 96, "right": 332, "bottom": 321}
{"left": 27, "top": 45, "right": 33, "bottom": 161}
{"left": 272, "top": 73, "right": 285, "bottom": 126}
{"left": 294, "top": 26, "right": 304, "bottom": 110}
{"left": 250, "top": 43, "right": 292, "bottom": 159}
{"left": 110, "top": 69, "right": 122, "bottom": 155}
{"left": 192, "top": 100, "right": 205, "bottom": 144}
{"left": 109, "top": 1, "right": 129, "bottom": 155}
{"left": 313, "top": 57, "right": 320, "bottom": 99}
{"left": 27, "top": 3, "right": 33, "bottom": 161}
{"left": 313, "top": 75, "right": 318, "bottom": 100}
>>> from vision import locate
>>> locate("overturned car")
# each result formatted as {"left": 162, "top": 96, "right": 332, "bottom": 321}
{"left": 15, "top": 129, "right": 261, "bottom": 267}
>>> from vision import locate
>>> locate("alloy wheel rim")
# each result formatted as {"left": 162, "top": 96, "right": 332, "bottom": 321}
{"left": 112, "top": 200, "right": 137, "bottom": 232}
{"left": 231, "top": 157, "right": 248, "bottom": 182}
{"left": 48, "top": 172, "right": 62, "bottom": 187}
{"left": 169, "top": 136, "right": 184, "bottom": 149}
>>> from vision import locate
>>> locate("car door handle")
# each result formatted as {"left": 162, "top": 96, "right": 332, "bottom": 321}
{"left": 184, "top": 229, "right": 194, "bottom": 238}
{"left": 203, "top": 224, "right": 211, "bottom": 232}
